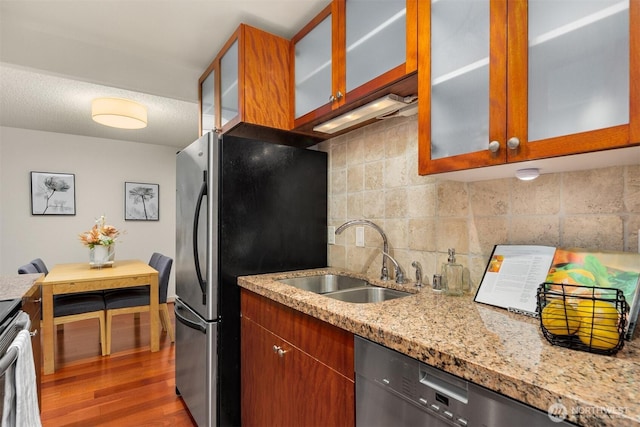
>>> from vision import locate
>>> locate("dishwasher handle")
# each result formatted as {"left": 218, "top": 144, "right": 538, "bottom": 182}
{"left": 419, "top": 365, "right": 468, "bottom": 404}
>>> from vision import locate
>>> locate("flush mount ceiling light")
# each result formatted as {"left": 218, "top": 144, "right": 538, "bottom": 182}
{"left": 515, "top": 168, "right": 540, "bottom": 181}
{"left": 313, "top": 94, "right": 411, "bottom": 134}
{"left": 92, "top": 97, "right": 147, "bottom": 129}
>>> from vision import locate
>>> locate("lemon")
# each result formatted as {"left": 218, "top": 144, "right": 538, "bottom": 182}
{"left": 577, "top": 320, "right": 620, "bottom": 350}
{"left": 541, "top": 300, "right": 580, "bottom": 335}
{"left": 575, "top": 300, "right": 618, "bottom": 325}
{"left": 574, "top": 300, "right": 620, "bottom": 350}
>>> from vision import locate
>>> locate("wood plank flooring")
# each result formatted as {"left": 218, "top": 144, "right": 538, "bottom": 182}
{"left": 40, "top": 302, "right": 197, "bottom": 426}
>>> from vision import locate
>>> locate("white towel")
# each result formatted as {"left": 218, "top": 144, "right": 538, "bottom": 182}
{"left": 2, "top": 330, "right": 41, "bottom": 427}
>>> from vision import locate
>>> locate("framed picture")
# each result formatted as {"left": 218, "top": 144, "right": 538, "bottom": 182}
{"left": 125, "top": 182, "right": 159, "bottom": 221}
{"left": 30, "top": 171, "right": 76, "bottom": 215}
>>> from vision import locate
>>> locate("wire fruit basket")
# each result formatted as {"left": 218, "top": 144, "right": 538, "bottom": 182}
{"left": 536, "top": 282, "right": 627, "bottom": 355}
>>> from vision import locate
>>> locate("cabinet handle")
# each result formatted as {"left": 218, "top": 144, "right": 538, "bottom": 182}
{"left": 329, "top": 91, "right": 344, "bottom": 102}
{"left": 272, "top": 345, "right": 287, "bottom": 357}
{"left": 488, "top": 140, "right": 500, "bottom": 153}
{"left": 507, "top": 137, "right": 520, "bottom": 150}
{"left": 30, "top": 329, "right": 38, "bottom": 337}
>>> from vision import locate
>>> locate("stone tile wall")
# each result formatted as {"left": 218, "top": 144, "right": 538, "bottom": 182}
{"left": 319, "top": 116, "right": 640, "bottom": 291}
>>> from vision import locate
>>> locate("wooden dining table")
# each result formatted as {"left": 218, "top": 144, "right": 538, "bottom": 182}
{"left": 41, "top": 259, "right": 159, "bottom": 374}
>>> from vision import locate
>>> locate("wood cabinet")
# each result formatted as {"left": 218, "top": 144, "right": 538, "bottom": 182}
{"left": 199, "top": 62, "right": 216, "bottom": 136}
{"left": 418, "top": 0, "right": 639, "bottom": 175}
{"left": 22, "top": 281, "right": 42, "bottom": 409}
{"left": 290, "top": 0, "right": 418, "bottom": 136}
{"left": 240, "top": 289, "right": 354, "bottom": 427}
{"left": 198, "top": 24, "right": 295, "bottom": 141}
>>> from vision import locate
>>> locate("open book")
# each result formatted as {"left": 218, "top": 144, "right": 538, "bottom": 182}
{"left": 474, "top": 245, "right": 640, "bottom": 340}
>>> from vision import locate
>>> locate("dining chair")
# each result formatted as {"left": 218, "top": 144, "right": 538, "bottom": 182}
{"left": 30, "top": 258, "right": 49, "bottom": 275}
{"left": 18, "top": 263, "right": 39, "bottom": 274}
{"left": 103, "top": 253, "right": 174, "bottom": 354}
{"left": 18, "top": 262, "right": 108, "bottom": 356}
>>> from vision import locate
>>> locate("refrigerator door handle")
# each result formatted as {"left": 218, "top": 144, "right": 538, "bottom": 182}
{"left": 175, "top": 303, "right": 207, "bottom": 334}
{"left": 193, "top": 171, "right": 208, "bottom": 302}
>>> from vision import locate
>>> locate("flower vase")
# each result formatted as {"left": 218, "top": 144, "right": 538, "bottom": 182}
{"left": 90, "top": 244, "right": 115, "bottom": 267}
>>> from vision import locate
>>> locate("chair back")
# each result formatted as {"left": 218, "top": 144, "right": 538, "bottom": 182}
{"left": 30, "top": 258, "right": 49, "bottom": 275}
{"left": 152, "top": 254, "right": 173, "bottom": 304}
{"left": 18, "top": 263, "right": 39, "bottom": 274}
{"left": 149, "top": 252, "right": 162, "bottom": 269}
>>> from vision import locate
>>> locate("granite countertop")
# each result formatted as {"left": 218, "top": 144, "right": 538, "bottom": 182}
{"left": 238, "top": 267, "right": 640, "bottom": 427}
{"left": 0, "top": 273, "right": 42, "bottom": 300}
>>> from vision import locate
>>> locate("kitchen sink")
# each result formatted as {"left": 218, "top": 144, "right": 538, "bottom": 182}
{"left": 278, "top": 274, "right": 369, "bottom": 294}
{"left": 277, "top": 274, "right": 412, "bottom": 303}
{"left": 323, "top": 287, "right": 411, "bottom": 303}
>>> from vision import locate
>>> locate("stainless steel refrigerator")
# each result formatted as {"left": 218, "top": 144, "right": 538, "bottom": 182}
{"left": 175, "top": 132, "right": 327, "bottom": 427}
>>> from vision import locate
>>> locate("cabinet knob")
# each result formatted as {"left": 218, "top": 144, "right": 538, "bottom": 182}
{"left": 507, "top": 137, "right": 520, "bottom": 150}
{"left": 329, "top": 91, "right": 344, "bottom": 102}
{"left": 277, "top": 348, "right": 287, "bottom": 358}
{"left": 488, "top": 141, "right": 500, "bottom": 153}
{"left": 272, "top": 345, "right": 279, "bottom": 354}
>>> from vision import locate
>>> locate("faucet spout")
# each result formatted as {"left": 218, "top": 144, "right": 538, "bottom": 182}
{"left": 335, "top": 219, "right": 390, "bottom": 281}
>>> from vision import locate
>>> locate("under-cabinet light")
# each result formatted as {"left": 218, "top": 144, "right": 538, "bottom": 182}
{"left": 313, "top": 94, "right": 410, "bottom": 134}
{"left": 515, "top": 168, "right": 540, "bottom": 181}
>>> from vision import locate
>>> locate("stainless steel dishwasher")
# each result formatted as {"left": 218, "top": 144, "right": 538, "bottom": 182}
{"left": 355, "top": 336, "right": 574, "bottom": 426}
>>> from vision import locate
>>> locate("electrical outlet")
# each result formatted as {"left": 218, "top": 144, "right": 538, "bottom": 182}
{"left": 356, "top": 226, "right": 365, "bottom": 247}
{"left": 328, "top": 226, "right": 335, "bottom": 245}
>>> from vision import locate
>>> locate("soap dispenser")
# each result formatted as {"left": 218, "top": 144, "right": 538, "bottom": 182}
{"left": 442, "top": 248, "right": 464, "bottom": 296}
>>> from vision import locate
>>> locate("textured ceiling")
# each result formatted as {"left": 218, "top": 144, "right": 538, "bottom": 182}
{"left": 0, "top": 0, "right": 327, "bottom": 149}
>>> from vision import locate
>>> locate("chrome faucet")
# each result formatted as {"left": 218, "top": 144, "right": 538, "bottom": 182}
{"left": 382, "top": 252, "right": 408, "bottom": 284}
{"left": 335, "top": 219, "right": 390, "bottom": 281}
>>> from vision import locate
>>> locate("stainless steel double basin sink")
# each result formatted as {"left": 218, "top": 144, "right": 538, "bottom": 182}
{"left": 277, "top": 274, "right": 412, "bottom": 303}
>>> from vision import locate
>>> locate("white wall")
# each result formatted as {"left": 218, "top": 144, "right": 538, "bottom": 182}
{"left": 0, "top": 126, "right": 178, "bottom": 298}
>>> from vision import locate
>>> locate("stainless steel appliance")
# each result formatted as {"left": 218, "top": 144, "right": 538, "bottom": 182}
{"left": 175, "top": 132, "right": 327, "bottom": 427}
{"left": 355, "top": 336, "right": 574, "bottom": 427}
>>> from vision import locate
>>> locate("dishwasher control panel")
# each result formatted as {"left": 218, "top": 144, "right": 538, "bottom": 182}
{"left": 354, "top": 336, "right": 573, "bottom": 427}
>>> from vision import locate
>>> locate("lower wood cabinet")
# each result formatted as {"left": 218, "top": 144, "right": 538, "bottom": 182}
{"left": 241, "top": 289, "right": 354, "bottom": 427}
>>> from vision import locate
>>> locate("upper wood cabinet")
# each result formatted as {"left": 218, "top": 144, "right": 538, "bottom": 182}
{"left": 198, "top": 24, "right": 291, "bottom": 137}
{"left": 418, "top": 0, "right": 639, "bottom": 175}
{"left": 198, "top": 62, "right": 216, "bottom": 136}
{"left": 291, "top": 0, "right": 418, "bottom": 135}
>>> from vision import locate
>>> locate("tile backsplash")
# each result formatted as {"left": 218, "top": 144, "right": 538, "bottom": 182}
{"left": 318, "top": 115, "right": 640, "bottom": 290}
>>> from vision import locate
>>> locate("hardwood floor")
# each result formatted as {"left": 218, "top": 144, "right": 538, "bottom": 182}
{"left": 40, "top": 302, "right": 197, "bottom": 426}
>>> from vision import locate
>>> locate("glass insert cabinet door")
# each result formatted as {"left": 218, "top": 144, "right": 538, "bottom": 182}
{"left": 200, "top": 69, "right": 215, "bottom": 136}
{"left": 425, "top": 0, "right": 632, "bottom": 170}
{"left": 430, "top": 0, "right": 490, "bottom": 160}
{"left": 294, "top": 14, "right": 332, "bottom": 119}
{"left": 345, "top": 0, "right": 407, "bottom": 93}
{"left": 527, "top": 0, "right": 629, "bottom": 142}
{"left": 220, "top": 39, "right": 239, "bottom": 127}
